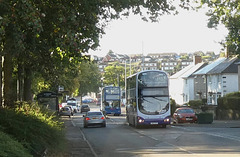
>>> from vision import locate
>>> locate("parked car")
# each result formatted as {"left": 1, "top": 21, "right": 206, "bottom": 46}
{"left": 173, "top": 107, "right": 197, "bottom": 123}
{"left": 65, "top": 105, "right": 74, "bottom": 116}
{"left": 67, "top": 99, "right": 78, "bottom": 113}
{"left": 59, "top": 106, "right": 72, "bottom": 118}
{"left": 83, "top": 111, "right": 106, "bottom": 128}
{"left": 81, "top": 104, "right": 90, "bottom": 113}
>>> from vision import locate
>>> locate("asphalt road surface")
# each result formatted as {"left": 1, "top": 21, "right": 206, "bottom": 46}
{"left": 71, "top": 103, "right": 240, "bottom": 157}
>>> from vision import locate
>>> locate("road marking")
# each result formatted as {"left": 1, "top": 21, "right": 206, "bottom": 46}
{"left": 71, "top": 119, "right": 98, "bottom": 157}
{"left": 134, "top": 129, "right": 195, "bottom": 154}
{"left": 172, "top": 126, "right": 240, "bottom": 143}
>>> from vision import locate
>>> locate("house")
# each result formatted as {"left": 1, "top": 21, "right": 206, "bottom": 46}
{"left": 161, "top": 59, "right": 178, "bottom": 73}
{"left": 169, "top": 56, "right": 205, "bottom": 105}
{"left": 140, "top": 56, "right": 158, "bottom": 71}
{"left": 205, "top": 57, "right": 240, "bottom": 105}
{"left": 193, "top": 57, "right": 226, "bottom": 104}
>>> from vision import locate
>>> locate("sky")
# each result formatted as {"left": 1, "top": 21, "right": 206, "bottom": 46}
{"left": 89, "top": 6, "right": 228, "bottom": 57}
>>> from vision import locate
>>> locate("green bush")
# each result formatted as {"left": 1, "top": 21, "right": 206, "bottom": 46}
{"left": 0, "top": 131, "right": 32, "bottom": 157}
{"left": 170, "top": 98, "right": 177, "bottom": 116}
{"left": 225, "top": 92, "right": 240, "bottom": 97}
{"left": 218, "top": 96, "right": 240, "bottom": 110}
{"left": 188, "top": 100, "right": 202, "bottom": 109}
{"left": 0, "top": 102, "right": 66, "bottom": 156}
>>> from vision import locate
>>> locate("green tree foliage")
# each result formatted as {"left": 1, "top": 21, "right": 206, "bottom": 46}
{"left": 78, "top": 61, "right": 102, "bottom": 97}
{"left": 103, "top": 63, "right": 125, "bottom": 88}
{"left": 199, "top": 0, "right": 240, "bottom": 55}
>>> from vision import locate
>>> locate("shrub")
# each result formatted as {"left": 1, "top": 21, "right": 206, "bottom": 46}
{"left": 0, "top": 102, "right": 66, "bottom": 156}
{"left": 225, "top": 92, "right": 240, "bottom": 97}
{"left": 170, "top": 98, "right": 177, "bottom": 116}
{"left": 0, "top": 131, "right": 32, "bottom": 157}
{"left": 217, "top": 93, "right": 240, "bottom": 110}
{"left": 188, "top": 100, "right": 203, "bottom": 109}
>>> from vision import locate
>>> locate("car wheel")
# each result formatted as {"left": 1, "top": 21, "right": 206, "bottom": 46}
{"left": 84, "top": 124, "right": 88, "bottom": 128}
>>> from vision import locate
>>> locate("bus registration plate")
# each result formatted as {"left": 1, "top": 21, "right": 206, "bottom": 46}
{"left": 150, "top": 122, "right": 158, "bottom": 125}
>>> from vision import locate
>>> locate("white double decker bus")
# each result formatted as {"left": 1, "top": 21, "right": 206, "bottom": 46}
{"left": 126, "top": 70, "right": 171, "bottom": 128}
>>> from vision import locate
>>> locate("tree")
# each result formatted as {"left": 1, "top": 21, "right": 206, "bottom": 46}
{"left": 103, "top": 64, "right": 125, "bottom": 88}
{"left": 78, "top": 61, "right": 102, "bottom": 98}
{"left": 199, "top": 0, "right": 240, "bottom": 55}
{"left": 0, "top": 0, "right": 188, "bottom": 107}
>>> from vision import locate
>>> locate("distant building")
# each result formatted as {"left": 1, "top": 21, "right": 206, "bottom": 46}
{"left": 140, "top": 56, "right": 158, "bottom": 71}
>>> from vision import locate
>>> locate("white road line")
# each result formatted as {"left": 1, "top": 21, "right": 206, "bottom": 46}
{"left": 71, "top": 120, "right": 98, "bottom": 157}
{"left": 172, "top": 126, "right": 240, "bottom": 143}
{"left": 134, "top": 129, "right": 195, "bottom": 154}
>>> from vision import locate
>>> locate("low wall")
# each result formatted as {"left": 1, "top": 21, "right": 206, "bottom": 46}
{"left": 216, "top": 109, "right": 240, "bottom": 120}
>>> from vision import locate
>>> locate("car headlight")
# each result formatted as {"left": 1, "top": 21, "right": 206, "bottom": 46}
{"left": 178, "top": 114, "right": 183, "bottom": 118}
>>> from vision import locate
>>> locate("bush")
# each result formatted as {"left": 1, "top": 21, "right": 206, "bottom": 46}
{"left": 217, "top": 95, "right": 240, "bottom": 110}
{"left": 0, "top": 131, "right": 32, "bottom": 157}
{"left": 188, "top": 100, "right": 203, "bottom": 109}
{"left": 225, "top": 92, "right": 240, "bottom": 97}
{"left": 0, "top": 102, "right": 66, "bottom": 156}
{"left": 170, "top": 98, "right": 177, "bottom": 116}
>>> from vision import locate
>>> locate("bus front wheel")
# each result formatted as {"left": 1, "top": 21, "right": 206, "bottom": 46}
{"left": 134, "top": 117, "right": 140, "bottom": 129}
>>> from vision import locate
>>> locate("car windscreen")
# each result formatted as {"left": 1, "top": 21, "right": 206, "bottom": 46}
{"left": 178, "top": 109, "right": 194, "bottom": 113}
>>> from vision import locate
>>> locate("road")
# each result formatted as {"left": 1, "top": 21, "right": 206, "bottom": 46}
{"left": 71, "top": 103, "right": 240, "bottom": 157}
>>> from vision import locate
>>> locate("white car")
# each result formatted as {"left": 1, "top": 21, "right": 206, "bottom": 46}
{"left": 67, "top": 99, "right": 78, "bottom": 113}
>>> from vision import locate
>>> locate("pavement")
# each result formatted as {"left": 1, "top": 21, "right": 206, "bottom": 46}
{"left": 60, "top": 117, "right": 240, "bottom": 157}
{"left": 61, "top": 118, "right": 96, "bottom": 157}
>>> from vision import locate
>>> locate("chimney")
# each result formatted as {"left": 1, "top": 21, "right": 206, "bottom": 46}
{"left": 193, "top": 55, "right": 202, "bottom": 65}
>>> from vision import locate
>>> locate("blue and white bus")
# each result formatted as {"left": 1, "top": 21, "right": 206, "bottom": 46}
{"left": 126, "top": 70, "right": 171, "bottom": 128}
{"left": 101, "top": 86, "right": 121, "bottom": 116}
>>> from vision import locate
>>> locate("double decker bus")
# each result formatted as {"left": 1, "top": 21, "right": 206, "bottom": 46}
{"left": 126, "top": 70, "right": 171, "bottom": 128}
{"left": 101, "top": 86, "right": 121, "bottom": 116}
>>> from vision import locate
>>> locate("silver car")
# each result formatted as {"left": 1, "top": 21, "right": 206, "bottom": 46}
{"left": 83, "top": 111, "right": 106, "bottom": 128}
{"left": 59, "top": 106, "right": 72, "bottom": 118}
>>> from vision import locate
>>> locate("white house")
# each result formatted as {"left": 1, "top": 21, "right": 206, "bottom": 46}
{"left": 206, "top": 57, "right": 240, "bottom": 105}
{"left": 181, "top": 63, "right": 207, "bottom": 104}
{"left": 169, "top": 56, "right": 205, "bottom": 105}
{"left": 193, "top": 57, "right": 226, "bottom": 104}
{"left": 169, "top": 62, "right": 206, "bottom": 105}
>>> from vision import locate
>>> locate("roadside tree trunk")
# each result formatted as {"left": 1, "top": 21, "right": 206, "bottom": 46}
{"left": 3, "top": 51, "right": 15, "bottom": 107}
{"left": 23, "top": 67, "right": 33, "bottom": 102}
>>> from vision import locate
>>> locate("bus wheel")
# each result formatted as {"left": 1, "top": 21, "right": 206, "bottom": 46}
{"left": 134, "top": 117, "right": 140, "bottom": 129}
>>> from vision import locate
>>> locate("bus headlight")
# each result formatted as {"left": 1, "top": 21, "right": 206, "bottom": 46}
{"left": 137, "top": 116, "right": 145, "bottom": 123}
{"left": 164, "top": 118, "right": 170, "bottom": 122}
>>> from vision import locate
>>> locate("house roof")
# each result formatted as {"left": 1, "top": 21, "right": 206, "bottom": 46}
{"left": 193, "top": 57, "right": 226, "bottom": 75}
{"left": 181, "top": 63, "right": 207, "bottom": 78}
{"left": 170, "top": 62, "right": 207, "bottom": 79}
{"left": 170, "top": 64, "right": 194, "bottom": 79}
{"left": 207, "top": 57, "right": 240, "bottom": 74}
